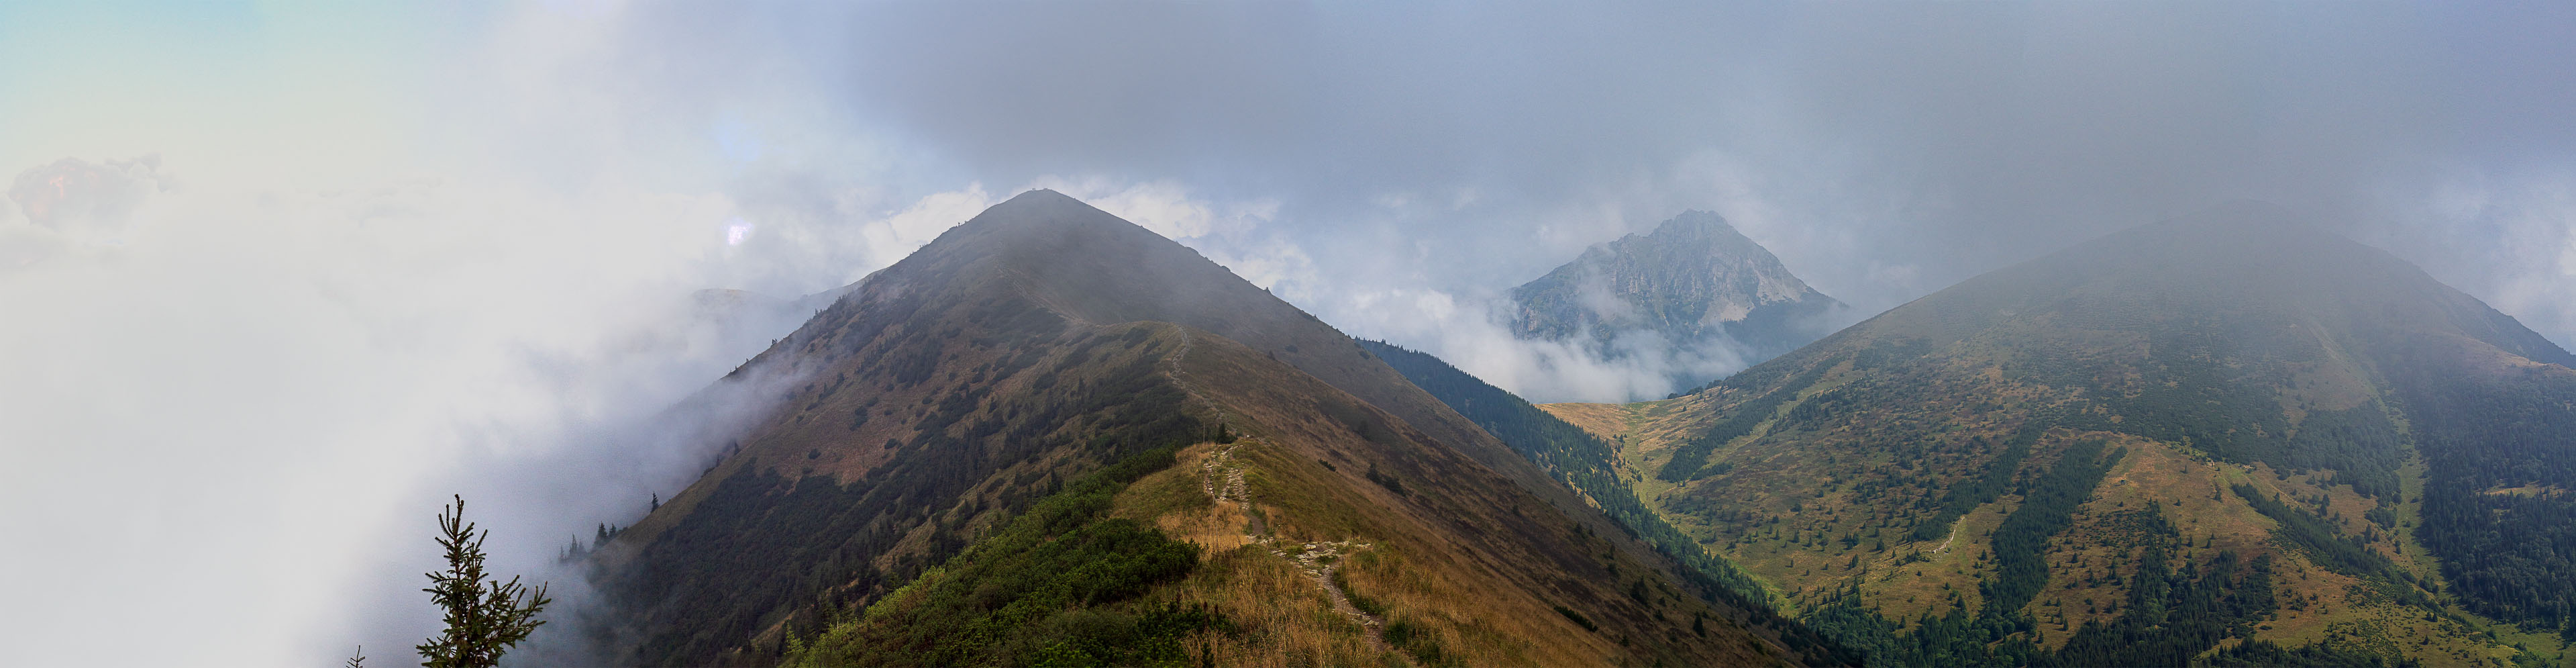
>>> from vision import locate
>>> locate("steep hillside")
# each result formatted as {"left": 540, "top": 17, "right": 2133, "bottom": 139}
{"left": 1359, "top": 340, "right": 1854, "bottom": 660}
{"left": 1545, "top": 202, "right": 2576, "bottom": 667}
{"left": 583, "top": 191, "right": 1825, "bottom": 666}
{"left": 1511, "top": 210, "right": 1842, "bottom": 391}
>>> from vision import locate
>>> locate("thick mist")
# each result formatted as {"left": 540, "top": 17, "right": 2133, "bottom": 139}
{"left": 602, "top": 1, "right": 2576, "bottom": 346}
{"left": 562, "top": 1, "right": 2576, "bottom": 388}
{"left": 5, "top": 3, "right": 2575, "bottom": 664}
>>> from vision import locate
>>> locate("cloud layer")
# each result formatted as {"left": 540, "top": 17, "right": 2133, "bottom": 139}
{"left": 5, "top": 3, "right": 2575, "bottom": 665}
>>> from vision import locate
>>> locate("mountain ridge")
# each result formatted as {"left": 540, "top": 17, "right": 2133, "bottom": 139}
{"left": 1543, "top": 201, "right": 2576, "bottom": 667}
{"left": 581, "top": 189, "right": 1832, "bottom": 666}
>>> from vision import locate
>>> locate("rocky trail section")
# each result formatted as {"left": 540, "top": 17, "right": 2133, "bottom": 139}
{"left": 1197, "top": 440, "right": 1406, "bottom": 664}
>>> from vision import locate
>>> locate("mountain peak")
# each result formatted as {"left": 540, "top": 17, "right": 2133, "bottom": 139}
{"left": 1640, "top": 209, "right": 1755, "bottom": 246}
{"left": 954, "top": 188, "right": 1125, "bottom": 234}
{"left": 2194, "top": 197, "right": 2306, "bottom": 222}
{"left": 986, "top": 187, "right": 1088, "bottom": 212}
{"left": 2138, "top": 199, "right": 2326, "bottom": 246}
{"left": 1854, "top": 201, "right": 2575, "bottom": 369}
{"left": 597, "top": 189, "right": 1802, "bottom": 666}
{"left": 1509, "top": 209, "right": 1842, "bottom": 395}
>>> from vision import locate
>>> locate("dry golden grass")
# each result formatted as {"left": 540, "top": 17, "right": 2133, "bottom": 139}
{"left": 1227, "top": 430, "right": 1635, "bottom": 667}
{"left": 1535, "top": 401, "right": 1633, "bottom": 442}
{"left": 1852, "top": 498, "right": 2009, "bottom": 624}
{"left": 1569, "top": 375, "right": 2552, "bottom": 665}
{"left": 1111, "top": 443, "right": 1398, "bottom": 666}
{"left": 1102, "top": 332, "right": 1792, "bottom": 667}
{"left": 1109, "top": 431, "right": 1725, "bottom": 667}
{"left": 1165, "top": 546, "right": 1394, "bottom": 668}
{"left": 612, "top": 269, "right": 1811, "bottom": 666}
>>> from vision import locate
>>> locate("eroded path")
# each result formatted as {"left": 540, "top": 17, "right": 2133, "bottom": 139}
{"left": 1278, "top": 539, "right": 1381, "bottom": 638}
{"left": 1160, "top": 330, "right": 1231, "bottom": 425}
{"left": 1200, "top": 440, "right": 1261, "bottom": 535}
{"left": 1199, "top": 440, "right": 1405, "bottom": 663}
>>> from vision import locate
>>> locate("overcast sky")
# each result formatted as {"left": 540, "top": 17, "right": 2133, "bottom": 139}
{"left": 5, "top": 2, "right": 2574, "bottom": 665}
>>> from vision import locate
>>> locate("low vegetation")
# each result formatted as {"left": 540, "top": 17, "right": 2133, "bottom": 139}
{"left": 1541, "top": 214, "right": 2576, "bottom": 666}
{"left": 1360, "top": 340, "right": 1856, "bottom": 665}
{"left": 786, "top": 444, "right": 1221, "bottom": 667}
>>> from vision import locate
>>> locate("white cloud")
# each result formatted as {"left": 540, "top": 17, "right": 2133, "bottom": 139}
{"left": 9, "top": 3, "right": 2576, "bottom": 665}
{"left": 2378, "top": 169, "right": 2576, "bottom": 350}
{"left": 886, "top": 185, "right": 994, "bottom": 244}
{"left": 7, "top": 154, "right": 170, "bottom": 240}
{"left": 1030, "top": 177, "right": 1219, "bottom": 239}
{"left": 1198, "top": 234, "right": 1315, "bottom": 293}
{"left": 1328, "top": 285, "right": 1728, "bottom": 403}
{"left": 0, "top": 9, "right": 1037, "bottom": 661}
{"left": 859, "top": 183, "right": 998, "bottom": 271}
{"left": 0, "top": 219, "right": 64, "bottom": 274}
{"left": 0, "top": 156, "right": 808, "bottom": 664}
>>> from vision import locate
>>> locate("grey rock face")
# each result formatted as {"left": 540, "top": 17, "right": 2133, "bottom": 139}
{"left": 1508, "top": 211, "right": 1840, "bottom": 387}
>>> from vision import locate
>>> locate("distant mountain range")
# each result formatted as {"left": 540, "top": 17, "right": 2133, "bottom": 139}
{"left": 579, "top": 194, "right": 2576, "bottom": 668}
{"left": 1510, "top": 210, "right": 1842, "bottom": 394}
{"left": 584, "top": 191, "right": 1841, "bottom": 667}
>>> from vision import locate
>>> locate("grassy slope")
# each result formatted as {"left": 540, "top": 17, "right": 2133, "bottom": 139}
{"left": 1549, "top": 381, "right": 2542, "bottom": 666}
{"left": 1356, "top": 339, "right": 1857, "bottom": 665}
{"left": 1175, "top": 329, "right": 1786, "bottom": 667}
{"left": 593, "top": 191, "right": 1810, "bottom": 666}
{"left": 786, "top": 327, "right": 1790, "bottom": 667}
{"left": 593, "top": 314, "right": 1220, "bottom": 665}
{"left": 1535, "top": 207, "right": 2576, "bottom": 667}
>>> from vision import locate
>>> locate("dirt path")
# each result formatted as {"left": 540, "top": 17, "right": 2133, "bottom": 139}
{"left": 1272, "top": 541, "right": 1380, "bottom": 642}
{"left": 1200, "top": 440, "right": 1262, "bottom": 535}
{"left": 1159, "top": 330, "right": 1230, "bottom": 425}
{"left": 1278, "top": 539, "right": 1386, "bottom": 647}
{"left": 1199, "top": 440, "right": 1406, "bottom": 663}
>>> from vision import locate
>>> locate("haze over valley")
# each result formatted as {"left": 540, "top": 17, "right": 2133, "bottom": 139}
{"left": 7, "top": 3, "right": 2576, "bottom": 667}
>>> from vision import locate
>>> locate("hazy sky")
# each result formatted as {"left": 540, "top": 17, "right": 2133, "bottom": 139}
{"left": 4, "top": 2, "right": 2573, "bottom": 665}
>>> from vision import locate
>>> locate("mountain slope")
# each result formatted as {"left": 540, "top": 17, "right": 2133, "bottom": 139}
{"left": 1511, "top": 210, "right": 1842, "bottom": 391}
{"left": 584, "top": 190, "right": 1827, "bottom": 666}
{"left": 1358, "top": 340, "right": 1854, "bottom": 656}
{"left": 1544, "top": 202, "right": 2576, "bottom": 667}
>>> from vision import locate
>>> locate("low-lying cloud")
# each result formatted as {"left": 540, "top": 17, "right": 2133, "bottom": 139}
{"left": 1344, "top": 286, "right": 1755, "bottom": 404}
{"left": 8, "top": 2, "right": 2576, "bottom": 665}
{"left": 7, "top": 154, "right": 168, "bottom": 236}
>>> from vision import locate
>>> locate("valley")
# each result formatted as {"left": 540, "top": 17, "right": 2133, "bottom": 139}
{"left": 575, "top": 194, "right": 2576, "bottom": 667}
{"left": 582, "top": 191, "right": 1820, "bottom": 667}
{"left": 1515, "top": 203, "right": 2576, "bottom": 667}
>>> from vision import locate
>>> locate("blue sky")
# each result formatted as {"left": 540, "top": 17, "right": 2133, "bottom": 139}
{"left": 3, "top": 2, "right": 2573, "bottom": 664}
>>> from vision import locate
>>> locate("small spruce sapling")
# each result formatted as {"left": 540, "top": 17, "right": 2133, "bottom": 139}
{"left": 417, "top": 495, "right": 552, "bottom": 668}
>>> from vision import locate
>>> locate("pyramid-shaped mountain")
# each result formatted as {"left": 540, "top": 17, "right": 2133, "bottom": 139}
{"left": 1542, "top": 201, "right": 2576, "bottom": 666}
{"left": 580, "top": 191, "right": 1849, "bottom": 667}
{"left": 1511, "top": 210, "right": 1843, "bottom": 394}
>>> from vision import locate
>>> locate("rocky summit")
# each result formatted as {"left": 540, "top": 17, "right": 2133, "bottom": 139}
{"left": 1510, "top": 210, "right": 1842, "bottom": 393}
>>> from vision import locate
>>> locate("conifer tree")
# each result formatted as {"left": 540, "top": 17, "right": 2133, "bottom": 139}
{"left": 417, "top": 495, "right": 552, "bottom": 668}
